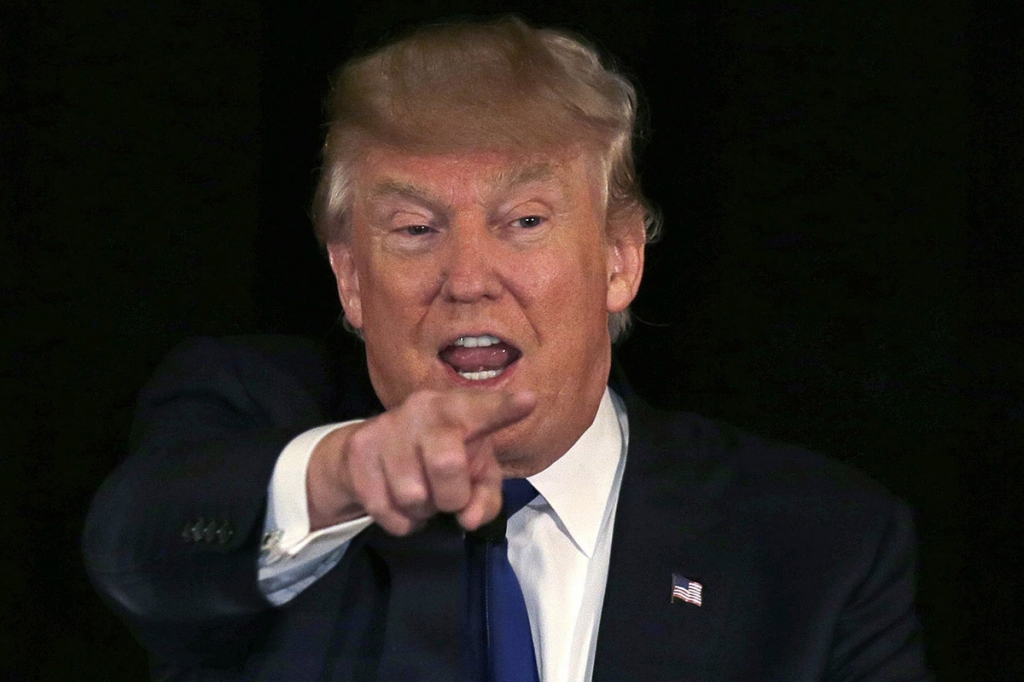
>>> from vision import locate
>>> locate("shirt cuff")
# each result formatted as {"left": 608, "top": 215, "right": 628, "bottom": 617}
{"left": 258, "top": 421, "right": 375, "bottom": 603}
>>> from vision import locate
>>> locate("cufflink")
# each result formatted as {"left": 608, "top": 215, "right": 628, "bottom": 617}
{"left": 260, "top": 529, "right": 286, "bottom": 564}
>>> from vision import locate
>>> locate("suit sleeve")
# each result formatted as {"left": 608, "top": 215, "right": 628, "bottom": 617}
{"left": 827, "top": 500, "right": 933, "bottom": 682}
{"left": 81, "top": 337, "right": 348, "bottom": 668}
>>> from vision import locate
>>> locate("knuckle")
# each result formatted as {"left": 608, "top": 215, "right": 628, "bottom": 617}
{"left": 392, "top": 481, "right": 429, "bottom": 507}
{"left": 405, "top": 390, "right": 441, "bottom": 413}
{"left": 361, "top": 495, "right": 390, "bottom": 519}
{"left": 346, "top": 424, "right": 376, "bottom": 457}
{"left": 425, "top": 448, "right": 467, "bottom": 479}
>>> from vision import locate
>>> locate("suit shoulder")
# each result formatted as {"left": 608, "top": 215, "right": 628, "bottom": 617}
{"left": 629, "top": 399, "right": 907, "bottom": 523}
{"left": 161, "top": 334, "right": 331, "bottom": 387}
{"left": 145, "top": 334, "right": 379, "bottom": 424}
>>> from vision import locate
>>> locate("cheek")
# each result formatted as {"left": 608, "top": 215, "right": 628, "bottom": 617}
{"left": 357, "top": 257, "right": 441, "bottom": 404}
{"left": 362, "top": 323, "right": 426, "bottom": 409}
{"left": 514, "top": 246, "right": 609, "bottom": 327}
{"left": 359, "top": 252, "right": 439, "bottom": 319}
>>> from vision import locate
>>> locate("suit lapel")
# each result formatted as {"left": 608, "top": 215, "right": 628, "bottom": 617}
{"left": 594, "top": 398, "right": 738, "bottom": 682}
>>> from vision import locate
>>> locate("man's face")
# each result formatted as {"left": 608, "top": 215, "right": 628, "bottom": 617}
{"left": 327, "top": 145, "right": 644, "bottom": 474}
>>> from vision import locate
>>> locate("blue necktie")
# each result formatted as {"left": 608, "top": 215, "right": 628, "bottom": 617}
{"left": 465, "top": 479, "right": 540, "bottom": 682}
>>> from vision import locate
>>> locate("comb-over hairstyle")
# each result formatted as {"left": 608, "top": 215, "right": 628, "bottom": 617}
{"left": 313, "top": 16, "right": 658, "bottom": 341}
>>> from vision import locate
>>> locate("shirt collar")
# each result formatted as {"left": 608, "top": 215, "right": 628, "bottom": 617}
{"left": 526, "top": 388, "right": 626, "bottom": 558}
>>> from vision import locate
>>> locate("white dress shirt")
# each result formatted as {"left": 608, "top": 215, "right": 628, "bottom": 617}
{"left": 259, "top": 388, "right": 629, "bottom": 682}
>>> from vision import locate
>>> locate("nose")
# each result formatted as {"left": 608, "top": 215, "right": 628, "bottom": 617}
{"left": 440, "top": 221, "right": 501, "bottom": 303}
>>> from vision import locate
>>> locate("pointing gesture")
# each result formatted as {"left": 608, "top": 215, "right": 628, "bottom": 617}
{"left": 307, "top": 389, "right": 537, "bottom": 535}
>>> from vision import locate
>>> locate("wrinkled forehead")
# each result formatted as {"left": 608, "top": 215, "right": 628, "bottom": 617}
{"left": 350, "top": 142, "right": 610, "bottom": 210}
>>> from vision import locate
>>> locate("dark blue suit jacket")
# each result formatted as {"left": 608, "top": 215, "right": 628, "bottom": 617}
{"left": 83, "top": 336, "right": 931, "bottom": 681}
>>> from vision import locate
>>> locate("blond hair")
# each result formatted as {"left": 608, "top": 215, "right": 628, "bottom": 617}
{"left": 312, "top": 16, "right": 658, "bottom": 340}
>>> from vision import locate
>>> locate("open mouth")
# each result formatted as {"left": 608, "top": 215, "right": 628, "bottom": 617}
{"left": 438, "top": 334, "right": 522, "bottom": 382}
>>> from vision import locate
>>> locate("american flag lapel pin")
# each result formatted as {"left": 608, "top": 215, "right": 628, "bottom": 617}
{"left": 671, "top": 573, "right": 703, "bottom": 606}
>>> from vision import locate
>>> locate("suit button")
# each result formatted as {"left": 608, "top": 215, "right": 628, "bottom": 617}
{"left": 181, "top": 523, "right": 194, "bottom": 543}
{"left": 215, "top": 521, "right": 234, "bottom": 545}
{"left": 202, "top": 519, "right": 217, "bottom": 543}
{"left": 190, "top": 520, "right": 206, "bottom": 543}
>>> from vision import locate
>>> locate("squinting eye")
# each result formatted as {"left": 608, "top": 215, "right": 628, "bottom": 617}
{"left": 404, "top": 225, "right": 433, "bottom": 236}
{"left": 514, "top": 216, "right": 544, "bottom": 229}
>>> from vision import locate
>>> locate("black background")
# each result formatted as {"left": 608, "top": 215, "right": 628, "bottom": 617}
{"left": 3, "top": 1, "right": 1021, "bottom": 680}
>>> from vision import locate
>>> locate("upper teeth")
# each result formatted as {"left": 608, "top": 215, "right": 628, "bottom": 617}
{"left": 454, "top": 335, "right": 501, "bottom": 348}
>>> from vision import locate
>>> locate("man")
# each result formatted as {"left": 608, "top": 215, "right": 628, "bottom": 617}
{"left": 83, "top": 16, "right": 931, "bottom": 682}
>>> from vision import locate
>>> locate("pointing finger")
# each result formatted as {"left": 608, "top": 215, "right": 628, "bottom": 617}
{"left": 456, "top": 390, "right": 537, "bottom": 441}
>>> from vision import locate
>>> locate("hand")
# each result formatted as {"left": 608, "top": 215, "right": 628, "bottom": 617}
{"left": 307, "top": 389, "right": 536, "bottom": 535}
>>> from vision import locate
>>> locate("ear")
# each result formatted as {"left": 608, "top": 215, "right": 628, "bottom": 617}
{"left": 605, "top": 215, "right": 646, "bottom": 314}
{"left": 326, "top": 242, "right": 363, "bottom": 330}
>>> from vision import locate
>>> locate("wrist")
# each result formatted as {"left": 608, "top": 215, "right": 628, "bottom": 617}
{"left": 307, "top": 424, "right": 366, "bottom": 531}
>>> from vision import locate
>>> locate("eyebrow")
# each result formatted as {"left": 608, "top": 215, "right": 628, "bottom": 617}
{"left": 489, "top": 161, "right": 557, "bottom": 191}
{"left": 365, "top": 161, "right": 561, "bottom": 212}
{"left": 366, "top": 180, "right": 451, "bottom": 214}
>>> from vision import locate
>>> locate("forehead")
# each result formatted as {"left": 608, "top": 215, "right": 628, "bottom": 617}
{"left": 352, "top": 145, "right": 604, "bottom": 207}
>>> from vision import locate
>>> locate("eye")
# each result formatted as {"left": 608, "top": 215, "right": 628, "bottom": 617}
{"left": 403, "top": 224, "right": 434, "bottom": 236}
{"left": 513, "top": 215, "right": 545, "bottom": 229}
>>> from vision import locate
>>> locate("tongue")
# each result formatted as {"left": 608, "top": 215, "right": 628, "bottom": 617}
{"left": 439, "top": 342, "right": 520, "bottom": 373}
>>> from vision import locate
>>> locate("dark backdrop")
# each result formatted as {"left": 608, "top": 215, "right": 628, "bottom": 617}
{"left": 3, "top": 1, "right": 1021, "bottom": 680}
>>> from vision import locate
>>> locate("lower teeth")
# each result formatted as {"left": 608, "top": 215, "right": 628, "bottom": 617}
{"left": 458, "top": 368, "right": 503, "bottom": 381}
